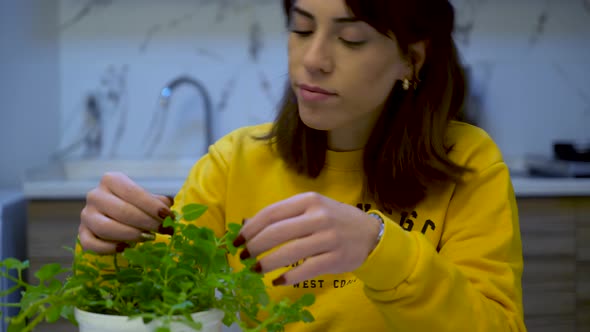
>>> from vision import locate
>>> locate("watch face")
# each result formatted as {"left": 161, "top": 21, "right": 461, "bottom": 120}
{"left": 368, "top": 213, "right": 385, "bottom": 240}
{"left": 368, "top": 212, "right": 384, "bottom": 223}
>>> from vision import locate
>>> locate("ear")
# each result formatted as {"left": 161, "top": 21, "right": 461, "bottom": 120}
{"left": 407, "top": 40, "right": 427, "bottom": 74}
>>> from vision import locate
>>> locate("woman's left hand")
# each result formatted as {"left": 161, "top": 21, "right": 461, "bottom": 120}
{"left": 234, "top": 192, "right": 382, "bottom": 286}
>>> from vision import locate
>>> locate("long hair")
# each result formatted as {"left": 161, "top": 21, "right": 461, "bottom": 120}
{"left": 261, "top": 0, "right": 471, "bottom": 212}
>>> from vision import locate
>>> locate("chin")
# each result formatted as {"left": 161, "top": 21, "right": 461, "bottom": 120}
{"left": 297, "top": 104, "right": 336, "bottom": 131}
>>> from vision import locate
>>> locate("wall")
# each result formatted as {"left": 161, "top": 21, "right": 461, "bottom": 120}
{"left": 0, "top": 0, "right": 60, "bottom": 189}
{"left": 452, "top": 0, "right": 590, "bottom": 162}
{"left": 56, "top": 0, "right": 590, "bottom": 165}
{"left": 3, "top": 1, "right": 588, "bottom": 183}
{"left": 57, "top": 0, "right": 286, "bottom": 162}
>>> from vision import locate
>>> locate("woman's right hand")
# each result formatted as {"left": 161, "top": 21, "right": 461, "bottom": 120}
{"left": 79, "top": 172, "right": 175, "bottom": 254}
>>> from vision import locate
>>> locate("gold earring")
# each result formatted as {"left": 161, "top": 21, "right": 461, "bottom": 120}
{"left": 402, "top": 78, "right": 419, "bottom": 90}
{"left": 402, "top": 78, "right": 411, "bottom": 91}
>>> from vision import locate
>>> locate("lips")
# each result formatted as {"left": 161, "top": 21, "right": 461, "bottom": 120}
{"left": 297, "top": 84, "right": 338, "bottom": 103}
{"left": 297, "top": 84, "right": 337, "bottom": 95}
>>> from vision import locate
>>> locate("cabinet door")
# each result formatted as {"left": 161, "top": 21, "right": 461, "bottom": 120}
{"left": 27, "top": 200, "right": 83, "bottom": 332}
{"left": 518, "top": 198, "right": 576, "bottom": 332}
{"left": 575, "top": 198, "right": 590, "bottom": 332}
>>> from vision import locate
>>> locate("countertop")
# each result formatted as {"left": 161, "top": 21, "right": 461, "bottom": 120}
{"left": 0, "top": 190, "right": 24, "bottom": 206}
{"left": 22, "top": 162, "right": 590, "bottom": 199}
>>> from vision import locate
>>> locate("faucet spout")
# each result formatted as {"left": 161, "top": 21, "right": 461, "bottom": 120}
{"left": 159, "top": 75, "right": 214, "bottom": 155}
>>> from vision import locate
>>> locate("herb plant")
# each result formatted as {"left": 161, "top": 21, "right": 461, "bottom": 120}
{"left": 0, "top": 203, "right": 315, "bottom": 332}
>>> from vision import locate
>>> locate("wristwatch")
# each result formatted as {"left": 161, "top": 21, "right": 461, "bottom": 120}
{"left": 367, "top": 212, "right": 385, "bottom": 243}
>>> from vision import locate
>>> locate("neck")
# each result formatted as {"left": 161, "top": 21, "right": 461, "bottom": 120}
{"left": 327, "top": 111, "right": 381, "bottom": 152}
{"left": 328, "top": 126, "right": 370, "bottom": 151}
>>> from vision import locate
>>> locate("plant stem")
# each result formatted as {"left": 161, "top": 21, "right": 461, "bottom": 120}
{"left": 0, "top": 273, "right": 28, "bottom": 288}
{"left": 21, "top": 309, "right": 46, "bottom": 332}
{"left": 0, "top": 302, "right": 21, "bottom": 307}
{"left": 114, "top": 252, "right": 120, "bottom": 272}
{"left": 12, "top": 284, "right": 82, "bottom": 326}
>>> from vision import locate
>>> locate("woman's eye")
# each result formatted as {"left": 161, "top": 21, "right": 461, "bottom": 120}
{"left": 291, "top": 30, "right": 313, "bottom": 37}
{"left": 340, "top": 39, "right": 367, "bottom": 48}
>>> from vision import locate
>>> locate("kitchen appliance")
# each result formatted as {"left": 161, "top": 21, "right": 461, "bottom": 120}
{"left": 526, "top": 142, "right": 590, "bottom": 178}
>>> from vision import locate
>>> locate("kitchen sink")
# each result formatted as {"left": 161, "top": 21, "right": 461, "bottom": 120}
{"left": 62, "top": 159, "right": 197, "bottom": 180}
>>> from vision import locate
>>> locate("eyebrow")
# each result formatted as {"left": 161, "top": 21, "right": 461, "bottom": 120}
{"left": 292, "top": 5, "right": 360, "bottom": 23}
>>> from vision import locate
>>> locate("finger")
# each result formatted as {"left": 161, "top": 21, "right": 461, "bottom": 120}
{"left": 245, "top": 214, "right": 317, "bottom": 258}
{"left": 242, "top": 192, "right": 323, "bottom": 240}
{"left": 101, "top": 172, "right": 175, "bottom": 221}
{"left": 78, "top": 223, "right": 125, "bottom": 254}
{"left": 153, "top": 195, "right": 175, "bottom": 235}
{"left": 88, "top": 187, "right": 162, "bottom": 232}
{"left": 255, "top": 230, "right": 334, "bottom": 275}
{"left": 154, "top": 194, "right": 174, "bottom": 207}
{"left": 273, "top": 252, "right": 338, "bottom": 286}
{"left": 81, "top": 205, "right": 147, "bottom": 242}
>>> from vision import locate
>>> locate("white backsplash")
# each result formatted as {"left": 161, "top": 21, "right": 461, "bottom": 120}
{"left": 57, "top": 0, "right": 590, "bottom": 162}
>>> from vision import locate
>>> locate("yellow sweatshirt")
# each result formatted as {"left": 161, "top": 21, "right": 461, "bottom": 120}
{"left": 172, "top": 121, "right": 526, "bottom": 332}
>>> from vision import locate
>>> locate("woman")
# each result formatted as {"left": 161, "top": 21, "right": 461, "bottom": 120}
{"left": 79, "top": 0, "right": 526, "bottom": 330}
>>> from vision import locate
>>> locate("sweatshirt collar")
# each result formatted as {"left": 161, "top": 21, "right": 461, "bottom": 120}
{"left": 325, "top": 149, "right": 364, "bottom": 171}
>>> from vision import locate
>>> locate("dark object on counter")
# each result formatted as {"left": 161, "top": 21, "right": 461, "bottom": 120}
{"left": 554, "top": 142, "right": 590, "bottom": 162}
{"left": 526, "top": 155, "right": 590, "bottom": 178}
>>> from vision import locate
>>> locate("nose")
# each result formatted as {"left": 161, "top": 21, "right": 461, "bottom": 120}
{"left": 302, "top": 35, "right": 334, "bottom": 75}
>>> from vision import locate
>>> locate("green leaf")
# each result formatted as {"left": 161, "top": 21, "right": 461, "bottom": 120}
{"left": 165, "top": 268, "right": 195, "bottom": 282}
{"left": 181, "top": 225, "right": 201, "bottom": 241}
{"left": 116, "top": 268, "right": 143, "bottom": 283}
{"left": 179, "top": 319, "right": 203, "bottom": 330}
{"left": 2, "top": 258, "right": 29, "bottom": 271}
{"left": 163, "top": 216, "right": 175, "bottom": 228}
{"left": 7, "top": 320, "right": 25, "bottom": 332}
{"left": 73, "top": 264, "right": 100, "bottom": 278}
{"left": 34, "top": 263, "right": 64, "bottom": 282}
{"left": 169, "top": 300, "right": 194, "bottom": 314}
{"left": 227, "top": 223, "right": 242, "bottom": 237}
{"left": 181, "top": 204, "right": 208, "bottom": 221}
{"left": 301, "top": 309, "right": 315, "bottom": 323}
{"left": 46, "top": 279, "right": 63, "bottom": 293}
{"left": 122, "top": 249, "right": 146, "bottom": 267}
{"left": 299, "top": 293, "right": 315, "bottom": 307}
{"left": 61, "top": 305, "right": 76, "bottom": 325}
{"left": 45, "top": 304, "right": 63, "bottom": 323}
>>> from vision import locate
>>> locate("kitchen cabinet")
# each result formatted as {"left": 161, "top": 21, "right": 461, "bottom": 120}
{"left": 27, "top": 200, "right": 81, "bottom": 332}
{"left": 518, "top": 198, "right": 590, "bottom": 332}
{"left": 25, "top": 197, "right": 590, "bottom": 331}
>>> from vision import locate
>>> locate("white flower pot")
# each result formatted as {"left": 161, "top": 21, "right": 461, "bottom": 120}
{"left": 74, "top": 307, "right": 224, "bottom": 332}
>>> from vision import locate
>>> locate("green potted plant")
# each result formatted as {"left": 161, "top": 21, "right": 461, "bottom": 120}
{"left": 0, "top": 203, "right": 315, "bottom": 332}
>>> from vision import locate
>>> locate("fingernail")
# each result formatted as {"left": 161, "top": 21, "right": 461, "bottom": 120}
{"left": 157, "top": 224, "right": 174, "bottom": 236}
{"left": 158, "top": 208, "right": 174, "bottom": 220}
{"left": 165, "top": 195, "right": 175, "bottom": 206}
{"left": 239, "top": 248, "right": 250, "bottom": 260}
{"left": 251, "top": 261, "right": 262, "bottom": 274}
{"left": 115, "top": 242, "right": 129, "bottom": 253}
{"left": 233, "top": 234, "right": 246, "bottom": 247}
{"left": 139, "top": 232, "right": 156, "bottom": 242}
{"left": 272, "top": 275, "right": 286, "bottom": 286}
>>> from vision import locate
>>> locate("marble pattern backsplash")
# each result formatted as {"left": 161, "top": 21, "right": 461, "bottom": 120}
{"left": 56, "top": 0, "right": 590, "bottom": 162}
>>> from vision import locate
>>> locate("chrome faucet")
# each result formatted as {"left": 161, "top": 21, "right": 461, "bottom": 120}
{"left": 145, "top": 75, "right": 213, "bottom": 157}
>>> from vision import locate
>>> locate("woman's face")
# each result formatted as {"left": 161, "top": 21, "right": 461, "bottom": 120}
{"left": 288, "top": 0, "right": 411, "bottom": 140}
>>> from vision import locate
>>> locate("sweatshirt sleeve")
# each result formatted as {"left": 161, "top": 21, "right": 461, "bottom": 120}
{"left": 171, "top": 130, "right": 235, "bottom": 238}
{"left": 353, "top": 135, "right": 526, "bottom": 331}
